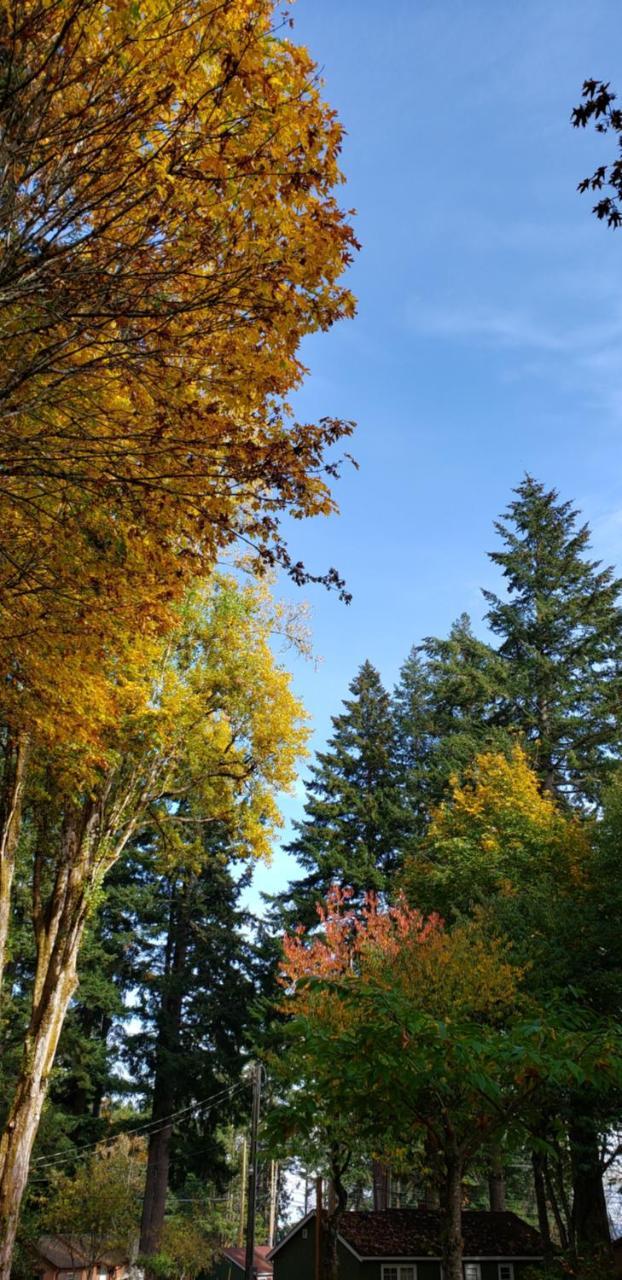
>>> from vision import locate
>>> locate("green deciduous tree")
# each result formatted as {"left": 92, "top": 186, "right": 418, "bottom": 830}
{"left": 40, "top": 1136, "right": 145, "bottom": 1264}
{"left": 275, "top": 890, "right": 614, "bottom": 1280}
{"left": 403, "top": 748, "right": 622, "bottom": 1261}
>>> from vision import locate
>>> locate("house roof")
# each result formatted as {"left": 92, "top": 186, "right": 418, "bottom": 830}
{"left": 34, "top": 1238, "right": 87, "bottom": 1271}
{"left": 222, "top": 1244, "right": 273, "bottom": 1275}
{"left": 270, "top": 1211, "right": 543, "bottom": 1262}
{"left": 34, "top": 1236, "right": 128, "bottom": 1270}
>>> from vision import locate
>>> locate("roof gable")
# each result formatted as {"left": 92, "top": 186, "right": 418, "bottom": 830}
{"left": 270, "top": 1210, "right": 543, "bottom": 1262}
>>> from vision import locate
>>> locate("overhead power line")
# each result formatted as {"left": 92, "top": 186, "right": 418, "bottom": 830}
{"left": 30, "top": 1079, "right": 248, "bottom": 1173}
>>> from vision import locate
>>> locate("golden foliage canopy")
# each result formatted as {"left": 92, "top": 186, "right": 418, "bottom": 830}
{"left": 401, "top": 748, "right": 590, "bottom": 916}
{"left": 0, "top": 0, "right": 357, "bottom": 740}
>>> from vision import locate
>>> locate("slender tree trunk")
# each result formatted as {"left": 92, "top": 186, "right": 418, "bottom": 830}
{"left": 0, "top": 781, "right": 139, "bottom": 1279}
{"left": 569, "top": 1113, "right": 611, "bottom": 1258}
{"left": 488, "top": 1151, "right": 506, "bottom": 1211}
{"left": 139, "top": 878, "right": 190, "bottom": 1261}
{"left": 424, "top": 1184, "right": 441, "bottom": 1209}
{"left": 441, "top": 1137, "right": 464, "bottom": 1280}
{"left": 324, "top": 1147, "right": 349, "bottom": 1280}
{"left": 423, "top": 1131, "right": 441, "bottom": 1209}
{"left": 372, "top": 1158, "right": 389, "bottom": 1210}
{"left": 0, "top": 804, "right": 94, "bottom": 1278}
{"left": 532, "top": 1151, "right": 554, "bottom": 1264}
{"left": 544, "top": 1157, "right": 570, "bottom": 1252}
{"left": 550, "top": 1145, "right": 573, "bottom": 1255}
{"left": 0, "top": 730, "right": 29, "bottom": 998}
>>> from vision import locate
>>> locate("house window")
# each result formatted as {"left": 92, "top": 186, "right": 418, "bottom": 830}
{"left": 498, "top": 1266, "right": 514, "bottom": 1280}
{"left": 464, "top": 1265, "right": 482, "bottom": 1280}
{"left": 381, "top": 1268, "right": 416, "bottom": 1280}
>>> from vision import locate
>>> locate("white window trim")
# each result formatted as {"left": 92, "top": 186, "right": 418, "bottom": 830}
{"left": 498, "top": 1266, "right": 514, "bottom": 1280}
{"left": 464, "top": 1265, "right": 482, "bottom": 1280}
{"left": 381, "top": 1267, "right": 418, "bottom": 1280}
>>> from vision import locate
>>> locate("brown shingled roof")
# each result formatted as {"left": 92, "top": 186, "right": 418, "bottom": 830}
{"left": 337, "top": 1210, "right": 543, "bottom": 1260}
{"left": 222, "top": 1245, "right": 273, "bottom": 1275}
{"left": 34, "top": 1237, "right": 88, "bottom": 1270}
{"left": 34, "top": 1236, "right": 129, "bottom": 1271}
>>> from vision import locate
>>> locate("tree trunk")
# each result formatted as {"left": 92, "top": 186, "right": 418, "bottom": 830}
{"left": 488, "top": 1152, "right": 506, "bottom": 1211}
{"left": 569, "top": 1113, "right": 611, "bottom": 1258}
{"left": 139, "top": 1122, "right": 174, "bottom": 1259}
{"left": 372, "top": 1158, "right": 389, "bottom": 1211}
{"left": 324, "top": 1146, "right": 349, "bottom": 1280}
{"left": 0, "top": 810, "right": 92, "bottom": 1279}
{"left": 0, "top": 731, "right": 29, "bottom": 998}
{"left": 543, "top": 1157, "right": 570, "bottom": 1252}
{"left": 441, "top": 1138, "right": 464, "bottom": 1280}
{"left": 423, "top": 1184, "right": 441, "bottom": 1209}
{"left": 0, "top": 784, "right": 137, "bottom": 1279}
{"left": 423, "top": 1129, "right": 442, "bottom": 1210}
{"left": 139, "top": 878, "right": 190, "bottom": 1261}
{"left": 532, "top": 1151, "right": 554, "bottom": 1264}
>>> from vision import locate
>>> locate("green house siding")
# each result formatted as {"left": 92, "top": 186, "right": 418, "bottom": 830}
{"left": 270, "top": 1228, "right": 363, "bottom": 1280}
{"left": 205, "top": 1259, "right": 242, "bottom": 1280}
{"left": 349, "top": 1262, "right": 439, "bottom": 1280}
{"left": 272, "top": 1224, "right": 316, "bottom": 1280}
{"left": 273, "top": 1239, "right": 541, "bottom": 1280}
{"left": 479, "top": 1264, "right": 537, "bottom": 1280}
{"left": 204, "top": 1260, "right": 234, "bottom": 1280}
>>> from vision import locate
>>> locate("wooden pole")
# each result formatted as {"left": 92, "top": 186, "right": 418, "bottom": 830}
{"left": 238, "top": 1137, "right": 248, "bottom": 1248}
{"left": 244, "top": 1065, "right": 261, "bottom": 1280}
{"left": 268, "top": 1160, "right": 279, "bottom": 1248}
{"left": 315, "top": 1176, "right": 323, "bottom": 1280}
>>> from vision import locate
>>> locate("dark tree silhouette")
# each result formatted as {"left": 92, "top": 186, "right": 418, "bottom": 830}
{"left": 573, "top": 79, "right": 622, "bottom": 227}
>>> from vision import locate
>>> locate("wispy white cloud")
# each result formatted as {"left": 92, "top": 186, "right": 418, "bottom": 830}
{"left": 407, "top": 298, "right": 622, "bottom": 356}
{"left": 407, "top": 301, "right": 566, "bottom": 350}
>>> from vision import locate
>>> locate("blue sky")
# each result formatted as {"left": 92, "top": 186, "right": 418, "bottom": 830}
{"left": 247, "top": 0, "right": 622, "bottom": 907}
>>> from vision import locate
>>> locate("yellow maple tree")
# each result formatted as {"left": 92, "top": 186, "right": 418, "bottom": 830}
{"left": 0, "top": 0, "right": 357, "bottom": 742}
{"left": 401, "top": 747, "right": 590, "bottom": 916}
{"left": 0, "top": 575, "right": 308, "bottom": 1270}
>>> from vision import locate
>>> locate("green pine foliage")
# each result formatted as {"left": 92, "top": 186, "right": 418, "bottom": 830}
{"left": 272, "top": 661, "right": 405, "bottom": 927}
{"left": 113, "top": 825, "right": 263, "bottom": 1194}
{"left": 393, "top": 616, "right": 511, "bottom": 838}
{"left": 484, "top": 475, "right": 622, "bottom": 804}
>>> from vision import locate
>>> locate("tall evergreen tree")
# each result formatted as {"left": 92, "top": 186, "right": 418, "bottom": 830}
{"left": 484, "top": 475, "right": 622, "bottom": 805}
{"left": 118, "top": 827, "right": 261, "bottom": 1263}
{"left": 393, "top": 616, "right": 510, "bottom": 839}
{"left": 273, "top": 662, "right": 404, "bottom": 928}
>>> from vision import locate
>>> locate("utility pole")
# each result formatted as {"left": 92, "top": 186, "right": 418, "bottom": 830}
{"left": 238, "top": 1136, "right": 248, "bottom": 1248}
{"left": 268, "top": 1159, "right": 279, "bottom": 1248}
{"left": 244, "top": 1064, "right": 262, "bottom": 1280}
{"left": 314, "top": 1175, "right": 323, "bottom": 1280}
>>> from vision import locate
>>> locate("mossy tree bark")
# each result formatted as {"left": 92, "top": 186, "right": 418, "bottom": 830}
{"left": 0, "top": 768, "right": 157, "bottom": 1280}
{"left": 0, "top": 731, "right": 29, "bottom": 999}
